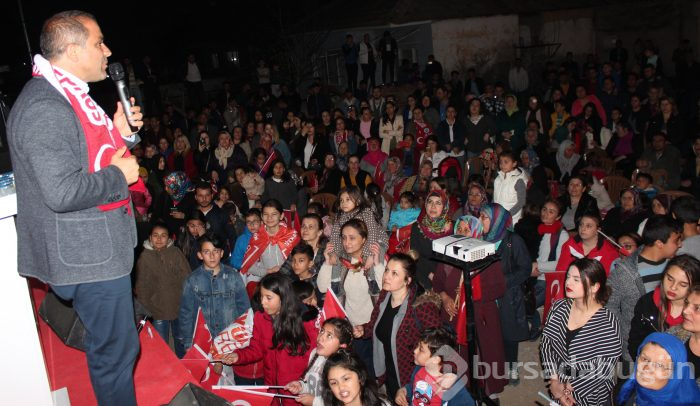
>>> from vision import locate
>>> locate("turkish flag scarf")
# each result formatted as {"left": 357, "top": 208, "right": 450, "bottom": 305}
{"left": 32, "top": 54, "right": 147, "bottom": 212}
{"left": 239, "top": 223, "right": 299, "bottom": 275}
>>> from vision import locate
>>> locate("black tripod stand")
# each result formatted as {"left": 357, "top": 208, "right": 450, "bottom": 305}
{"left": 432, "top": 252, "right": 500, "bottom": 406}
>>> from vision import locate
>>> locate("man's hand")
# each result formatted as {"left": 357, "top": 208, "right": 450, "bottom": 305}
{"left": 352, "top": 325, "right": 364, "bottom": 338}
{"left": 110, "top": 146, "right": 139, "bottom": 184}
{"left": 113, "top": 98, "right": 143, "bottom": 137}
{"left": 285, "top": 380, "right": 303, "bottom": 394}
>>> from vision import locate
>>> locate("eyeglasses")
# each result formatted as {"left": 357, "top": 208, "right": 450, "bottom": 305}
{"left": 201, "top": 249, "right": 223, "bottom": 256}
{"left": 246, "top": 220, "right": 261, "bottom": 225}
{"left": 621, "top": 244, "right": 636, "bottom": 250}
{"left": 637, "top": 354, "right": 672, "bottom": 372}
{"left": 468, "top": 192, "right": 482, "bottom": 197}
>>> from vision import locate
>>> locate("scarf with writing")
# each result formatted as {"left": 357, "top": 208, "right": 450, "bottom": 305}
{"left": 239, "top": 223, "right": 299, "bottom": 274}
{"left": 32, "top": 54, "right": 146, "bottom": 213}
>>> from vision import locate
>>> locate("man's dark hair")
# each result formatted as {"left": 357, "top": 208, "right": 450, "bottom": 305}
{"left": 635, "top": 172, "right": 653, "bottom": 184}
{"left": 671, "top": 196, "right": 700, "bottom": 224}
{"left": 195, "top": 181, "right": 213, "bottom": 192}
{"left": 41, "top": 10, "right": 95, "bottom": 60}
{"left": 642, "top": 215, "right": 682, "bottom": 246}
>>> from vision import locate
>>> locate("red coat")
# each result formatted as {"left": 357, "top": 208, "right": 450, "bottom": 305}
{"left": 555, "top": 235, "right": 619, "bottom": 275}
{"left": 234, "top": 310, "right": 318, "bottom": 404}
{"left": 167, "top": 150, "right": 198, "bottom": 181}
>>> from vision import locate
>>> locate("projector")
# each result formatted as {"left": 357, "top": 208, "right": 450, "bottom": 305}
{"left": 432, "top": 235, "right": 497, "bottom": 263}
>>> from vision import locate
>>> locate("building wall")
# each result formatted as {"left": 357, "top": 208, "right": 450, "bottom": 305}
{"left": 539, "top": 10, "right": 596, "bottom": 58}
{"left": 430, "top": 15, "right": 519, "bottom": 80}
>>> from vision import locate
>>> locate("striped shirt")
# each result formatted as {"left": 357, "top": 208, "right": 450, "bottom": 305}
{"left": 540, "top": 299, "right": 622, "bottom": 405}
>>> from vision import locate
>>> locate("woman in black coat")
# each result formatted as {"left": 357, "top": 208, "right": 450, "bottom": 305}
{"left": 557, "top": 174, "right": 600, "bottom": 232}
{"left": 601, "top": 188, "right": 648, "bottom": 239}
{"left": 291, "top": 121, "right": 329, "bottom": 170}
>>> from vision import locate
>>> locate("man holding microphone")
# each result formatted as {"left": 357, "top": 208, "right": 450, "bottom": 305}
{"left": 8, "top": 10, "right": 143, "bottom": 405}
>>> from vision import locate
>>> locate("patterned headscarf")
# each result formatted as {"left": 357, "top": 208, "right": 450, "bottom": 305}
{"left": 480, "top": 203, "right": 513, "bottom": 243}
{"left": 454, "top": 215, "right": 484, "bottom": 238}
{"left": 464, "top": 182, "right": 489, "bottom": 217}
{"left": 164, "top": 171, "right": 193, "bottom": 204}
{"left": 417, "top": 190, "right": 451, "bottom": 239}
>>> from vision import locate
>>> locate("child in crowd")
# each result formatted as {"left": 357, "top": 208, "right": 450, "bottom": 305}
{"left": 387, "top": 191, "right": 421, "bottom": 232}
{"left": 178, "top": 234, "right": 250, "bottom": 351}
{"left": 493, "top": 151, "right": 528, "bottom": 224}
{"left": 293, "top": 280, "right": 319, "bottom": 308}
{"left": 135, "top": 222, "right": 191, "bottom": 357}
{"left": 132, "top": 167, "right": 152, "bottom": 220}
{"left": 634, "top": 172, "right": 659, "bottom": 200}
{"left": 285, "top": 317, "right": 354, "bottom": 406}
{"left": 229, "top": 209, "right": 261, "bottom": 270}
{"left": 176, "top": 210, "right": 208, "bottom": 269}
{"left": 395, "top": 327, "right": 475, "bottom": 406}
{"left": 321, "top": 350, "right": 391, "bottom": 406}
{"left": 221, "top": 273, "right": 319, "bottom": 405}
{"left": 239, "top": 199, "right": 299, "bottom": 286}
{"left": 290, "top": 243, "right": 315, "bottom": 281}
{"left": 329, "top": 186, "right": 388, "bottom": 267}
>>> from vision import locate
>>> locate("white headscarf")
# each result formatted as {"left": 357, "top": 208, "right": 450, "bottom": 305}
{"left": 555, "top": 140, "right": 580, "bottom": 181}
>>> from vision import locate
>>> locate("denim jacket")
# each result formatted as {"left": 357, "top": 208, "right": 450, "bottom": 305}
{"left": 178, "top": 264, "right": 250, "bottom": 350}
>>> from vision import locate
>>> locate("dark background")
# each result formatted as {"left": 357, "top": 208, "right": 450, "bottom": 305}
{"left": 0, "top": 0, "right": 329, "bottom": 99}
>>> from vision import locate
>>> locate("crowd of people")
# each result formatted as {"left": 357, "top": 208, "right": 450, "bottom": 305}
{"left": 11, "top": 9, "right": 700, "bottom": 406}
{"left": 122, "top": 33, "right": 700, "bottom": 405}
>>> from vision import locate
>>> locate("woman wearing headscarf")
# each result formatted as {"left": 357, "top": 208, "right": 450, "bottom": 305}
{"left": 409, "top": 190, "right": 452, "bottom": 289}
{"left": 151, "top": 171, "right": 196, "bottom": 235}
{"left": 602, "top": 188, "right": 649, "bottom": 239}
{"left": 479, "top": 203, "right": 532, "bottom": 385}
{"left": 618, "top": 332, "right": 700, "bottom": 406}
{"left": 461, "top": 182, "right": 489, "bottom": 219}
{"left": 554, "top": 140, "right": 585, "bottom": 185}
{"left": 382, "top": 156, "right": 407, "bottom": 204}
{"left": 442, "top": 213, "right": 509, "bottom": 396}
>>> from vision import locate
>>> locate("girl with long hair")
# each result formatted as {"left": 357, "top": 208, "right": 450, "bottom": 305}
{"left": 221, "top": 273, "right": 318, "bottom": 405}
{"left": 628, "top": 255, "right": 700, "bottom": 359}
{"left": 285, "top": 318, "right": 354, "bottom": 405}
{"left": 322, "top": 350, "right": 391, "bottom": 406}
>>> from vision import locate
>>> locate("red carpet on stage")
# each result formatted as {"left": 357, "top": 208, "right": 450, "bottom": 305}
{"left": 30, "top": 281, "right": 198, "bottom": 406}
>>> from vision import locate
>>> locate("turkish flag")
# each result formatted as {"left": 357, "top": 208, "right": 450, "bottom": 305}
{"left": 544, "top": 271, "right": 567, "bottom": 321}
{"left": 258, "top": 149, "right": 279, "bottom": 177}
{"left": 320, "top": 288, "right": 348, "bottom": 323}
{"left": 388, "top": 223, "right": 413, "bottom": 255}
{"left": 181, "top": 308, "right": 221, "bottom": 389}
{"left": 211, "top": 386, "right": 274, "bottom": 406}
{"left": 283, "top": 209, "right": 301, "bottom": 233}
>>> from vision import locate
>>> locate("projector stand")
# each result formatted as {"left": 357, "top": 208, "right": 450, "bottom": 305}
{"left": 432, "top": 253, "right": 500, "bottom": 406}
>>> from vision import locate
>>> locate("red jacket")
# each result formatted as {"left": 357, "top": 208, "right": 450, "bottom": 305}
{"left": 167, "top": 150, "right": 198, "bottom": 181}
{"left": 235, "top": 310, "right": 318, "bottom": 404}
{"left": 555, "top": 235, "right": 619, "bottom": 275}
{"left": 363, "top": 287, "right": 441, "bottom": 388}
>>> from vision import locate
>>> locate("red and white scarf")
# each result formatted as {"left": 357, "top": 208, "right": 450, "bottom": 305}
{"left": 239, "top": 223, "right": 299, "bottom": 275}
{"left": 32, "top": 54, "right": 146, "bottom": 213}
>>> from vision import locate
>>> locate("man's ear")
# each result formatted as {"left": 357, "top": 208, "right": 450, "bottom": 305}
{"left": 197, "top": 252, "right": 204, "bottom": 261}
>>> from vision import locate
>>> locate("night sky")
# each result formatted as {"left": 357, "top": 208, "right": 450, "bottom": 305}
{"left": 0, "top": 0, "right": 328, "bottom": 97}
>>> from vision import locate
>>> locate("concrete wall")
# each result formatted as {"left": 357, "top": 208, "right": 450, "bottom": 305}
{"left": 430, "top": 15, "right": 519, "bottom": 80}
{"left": 539, "top": 10, "right": 596, "bottom": 58}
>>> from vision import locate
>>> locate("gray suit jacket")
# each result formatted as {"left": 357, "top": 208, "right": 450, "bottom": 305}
{"left": 8, "top": 77, "right": 138, "bottom": 286}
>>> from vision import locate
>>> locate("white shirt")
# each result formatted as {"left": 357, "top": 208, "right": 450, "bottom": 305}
{"left": 186, "top": 62, "right": 202, "bottom": 82}
{"left": 304, "top": 140, "right": 315, "bottom": 168}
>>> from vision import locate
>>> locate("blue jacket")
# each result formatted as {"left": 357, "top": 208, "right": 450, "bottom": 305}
{"left": 178, "top": 264, "right": 250, "bottom": 350}
{"left": 404, "top": 365, "right": 475, "bottom": 405}
{"left": 230, "top": 228, "right": 252, "bottom": 270}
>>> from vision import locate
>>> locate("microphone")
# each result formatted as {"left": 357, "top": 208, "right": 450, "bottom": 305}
{"left": 108, "top": 62, "right": 139, "bottom": 133}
